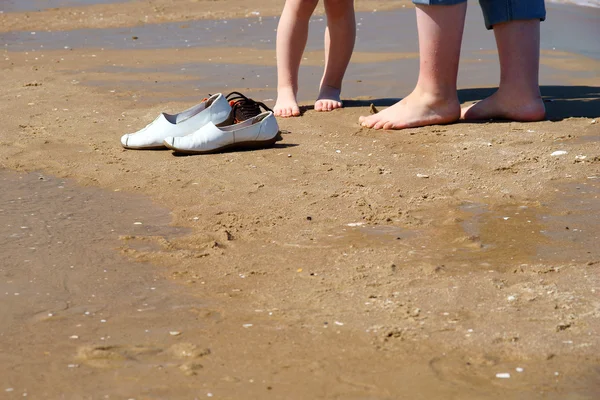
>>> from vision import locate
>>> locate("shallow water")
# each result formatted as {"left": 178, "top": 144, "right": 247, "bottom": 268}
{"left": 455, "top": 182, "right": 600, "bottom": 266}
{"left": 339, "top": 177, "right": 600, "bottom": 270}
{"left": 0, "top": 0, "right": 124, "bottom": 13}
{"left": 2, "top": 4, "right": 599, "bottom": 59}
{"left": 550, "top": 0, "right": 600, "bottom": 8}
{"left": 539, "top": 180, "right": 600, "bottom": 262}
{"left": 2, "top": 4, "right": 596, "bottom": 106}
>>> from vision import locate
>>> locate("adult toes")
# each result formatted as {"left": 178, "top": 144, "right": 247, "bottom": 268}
{"left": 382, "top": 121, "right": 395, "bottom": 130}
{"left": 360, "top": 116, "right": 377, "bottom": 128}
{"left": 373, "top": 119, "right": 388, "bottom": 130}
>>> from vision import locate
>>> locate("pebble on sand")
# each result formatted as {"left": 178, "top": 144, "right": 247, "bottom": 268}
{"left": 416, "top": 173, "right": 429, "bottom": 178}
{"left": 496, "top": 373, "right": 511, "bottom": 379}
{"left": 347, "top": 222, "right": 364, "bottom": 227}
{"left": 550, "top": 151, "right": 568, "bottom": 157}
{"left": 169, "top": 331, "right": 182, "bottom": 336}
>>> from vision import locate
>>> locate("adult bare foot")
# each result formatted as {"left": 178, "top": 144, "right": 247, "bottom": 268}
{"left": 315, "top": 85, "right": 343, "bottom": 112}
{"left": 359, "top": 90, "right": 460, "bottom": 130}
{"left": 461, "top": 89, "right": 546, "bottom": 122}
{"left": 274, "top": 87, "right": 301, "bottom": 118}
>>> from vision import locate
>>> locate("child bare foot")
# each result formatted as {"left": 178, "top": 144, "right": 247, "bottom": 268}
{"left": 315, "top": 85, "right": 343, "bottom": 112}
{"left": 275, "top": 0, "right": 355, "bottom": 119}
{"left": 461, "top": 89, "right": 546, "bottom": 122}
{"left": 274, "top": 87, "right": 301, "bottom": 118}
{"left": 359, "top": 89, "right": 461, "bottom": 130}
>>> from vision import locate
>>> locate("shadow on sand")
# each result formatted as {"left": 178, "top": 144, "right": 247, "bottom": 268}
{"left": 460, "top": 85, "right": 600, "bottom": 120}
{"left": 171, "top": 141, "right": 298, "bottom": 157}
{"left": 341, "top": 86, "right": 600, "bottom": 121}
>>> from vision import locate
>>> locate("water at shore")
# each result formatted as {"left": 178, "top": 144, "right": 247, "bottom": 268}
{"left": 2, "top": 4, "right": 598, "bottom": 59}
{"left": 1, "top": 3, "right": 598, "bottom": 105}
{"left": 0, "top": 0, "right": 125, "bottom": 13}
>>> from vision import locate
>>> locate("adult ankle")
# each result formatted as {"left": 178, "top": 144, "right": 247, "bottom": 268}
{"left": 497, "top": 84, "right": 542, "bottom": 101}
{"left": 277, "top": 85, "right": 297, "bottom": 95}
{"left": 413, "top": 85, "right": 459, "bottom": 106}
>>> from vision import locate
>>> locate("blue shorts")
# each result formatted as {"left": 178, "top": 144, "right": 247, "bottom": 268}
{"left": 412, "top": 0, "right": 546, "bottom": 30}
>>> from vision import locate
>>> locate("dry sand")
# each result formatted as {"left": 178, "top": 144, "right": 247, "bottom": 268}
{"left": 1, "top": 1, "right": 599, "bottom": 399}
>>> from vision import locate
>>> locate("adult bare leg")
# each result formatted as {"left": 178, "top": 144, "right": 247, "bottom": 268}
{"left": 359, "top": 3, "right": 466, "bottom": 130}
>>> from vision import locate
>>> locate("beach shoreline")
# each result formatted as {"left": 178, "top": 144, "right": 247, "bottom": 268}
{"left": 1, "top": 1, "right": 599, "bottom": 398}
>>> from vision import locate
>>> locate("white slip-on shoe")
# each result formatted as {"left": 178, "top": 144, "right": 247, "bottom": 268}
{"left": 120, "top": 93, "right": 231, "bottom": 150}
{"left": 163, "top": 111, "right": 280, "bottom": 154}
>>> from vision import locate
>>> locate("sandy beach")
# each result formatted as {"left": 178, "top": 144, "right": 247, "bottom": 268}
{"left": 1, "top": 0, "right": 599, "bottom": 398}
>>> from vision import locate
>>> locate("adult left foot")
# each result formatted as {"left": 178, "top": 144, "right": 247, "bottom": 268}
{"left": 461, "top": 89, "right": 546, "bottom": 122}
{"left": 315, "top": 85, "right": 343, "bottom": 112}
{"left": 359, "top": 89, "right": 461, "bottom": 130}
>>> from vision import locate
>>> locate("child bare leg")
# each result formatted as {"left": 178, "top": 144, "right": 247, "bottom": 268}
{"left": 315, "top": 0, "right": 356, "bottom": 112}
{"left": 461, "top": 19, "right": 545, "bottom": 121}
{"left": 359, "top": 3, "right": 466, "bottom": 129}
{"left": 274, "top": 0, "right": 319, "bottom": 118}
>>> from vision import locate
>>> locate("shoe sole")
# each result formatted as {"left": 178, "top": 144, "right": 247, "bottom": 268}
{"left": 163, "top": 133, "right": 281, "bottom": 155}
{"left": 122, "top": 144, "right": 167, "bottom": 150}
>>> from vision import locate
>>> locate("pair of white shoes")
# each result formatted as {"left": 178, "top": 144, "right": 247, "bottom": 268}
{"left": 120, "top": 93, "right": 280, "bottom": 154}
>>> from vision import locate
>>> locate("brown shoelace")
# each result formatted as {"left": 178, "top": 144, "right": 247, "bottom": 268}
{"left": 226, "top": 91, "right": 272, "bottom": 123}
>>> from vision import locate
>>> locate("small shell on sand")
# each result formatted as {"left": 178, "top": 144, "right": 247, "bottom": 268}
{"left": 347, "top": 222, "right": 364, "bottom": 227}
{"left": 550, "top": 151, "right": 568, "bottom": 157}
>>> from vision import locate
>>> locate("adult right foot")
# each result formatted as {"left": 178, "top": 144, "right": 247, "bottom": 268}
{"left": 274, "top": 87, "right": 301, "bottom": 118}
{"left": 461, "top": 89, "right": 546, "bottom": 122}
{"left": 359, "top": 89, "right": 461, "bottom": 130}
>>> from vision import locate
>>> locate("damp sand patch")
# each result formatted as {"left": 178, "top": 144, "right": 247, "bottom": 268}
{"left": 0, "top": 170, "right": 232, "bottom": 397}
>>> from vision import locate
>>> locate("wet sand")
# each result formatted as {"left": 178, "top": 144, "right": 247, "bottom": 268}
{"left": 1, "top": 0, "right": 600, "bottom": 398}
